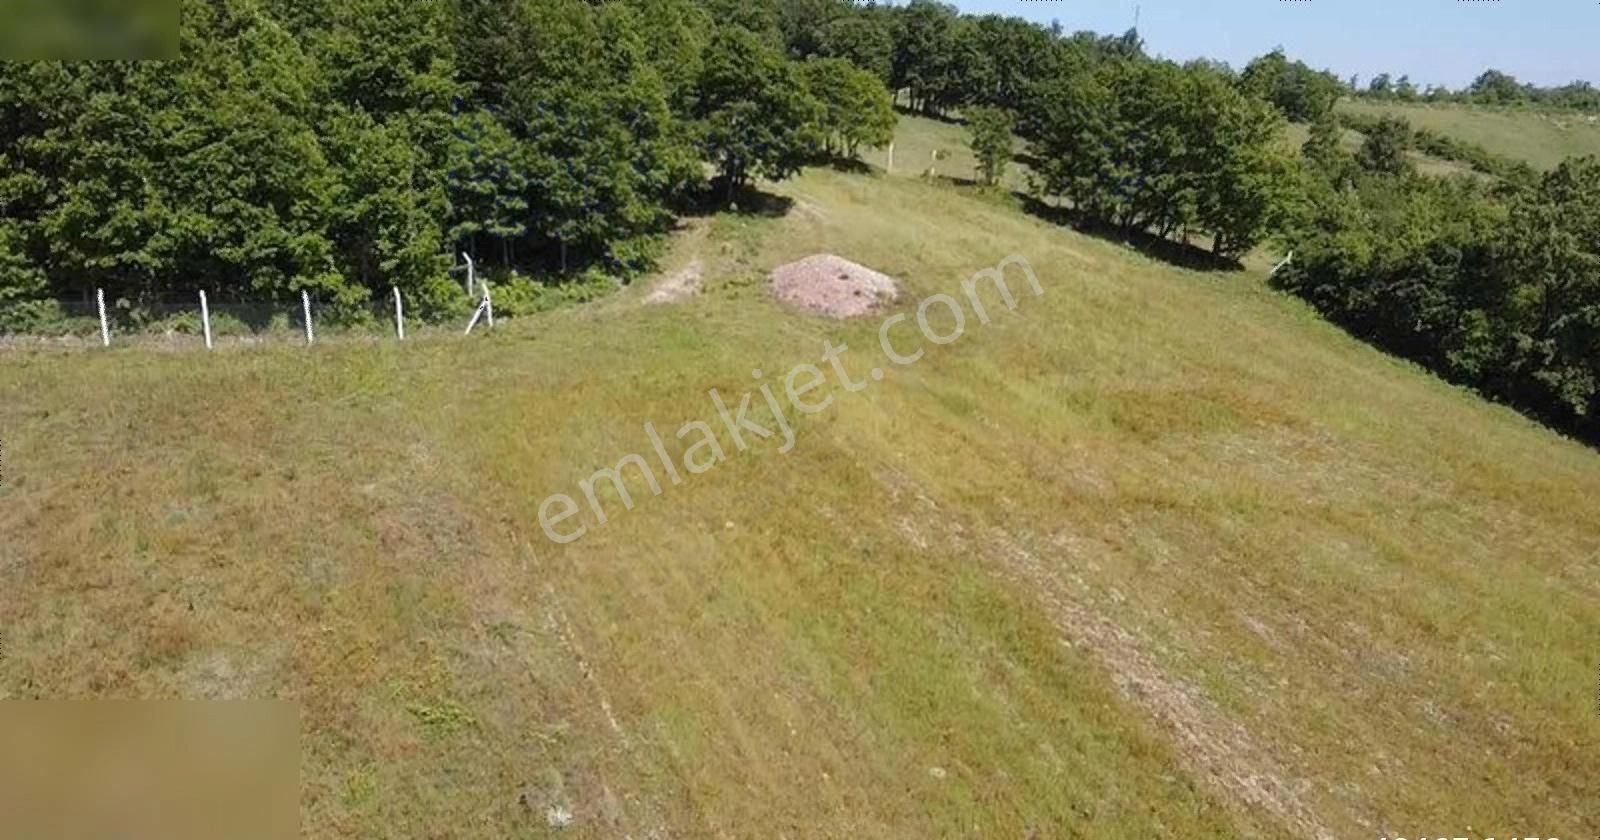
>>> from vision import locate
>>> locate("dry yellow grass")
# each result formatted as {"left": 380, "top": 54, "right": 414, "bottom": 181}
{"left": 2, "top": 156, "right": 1598, "bottom": 837}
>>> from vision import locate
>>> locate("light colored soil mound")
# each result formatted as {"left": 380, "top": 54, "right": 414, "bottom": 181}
{"left": 769, "top": 254, "right": 899, "bottom": 319}
{"left": 645, "top": 260, "right": 703, "bottom": 305}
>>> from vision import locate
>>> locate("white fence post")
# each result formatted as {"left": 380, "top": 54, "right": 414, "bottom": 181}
{"left": 887, "top": 141, "right": 894, "bottom": 175}
{"left": 484, "top": 282, "right": 494, "bottom": 330}
{"left": 1269, "top": 250, "right": 1294, "bottom": 277}
{"left": 302, "top": 290, "right": 314, "bottom": 345}
{"left": 199, "top": 290, "right": 213, "bottom": 350}
{"left": 461, "top": 252, "right": 475, "bottom": 298}
{"left": 393, "top": 286, "right": 405, "bottom": 341}
{"left": 96, "top": 288, "right": 109, "bottom": 347}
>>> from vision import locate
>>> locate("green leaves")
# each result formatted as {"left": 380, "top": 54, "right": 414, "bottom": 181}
{"left": 1028, "top": 56, "right": 1292, "bottom": 257}
{"left": 966, "top": 106, "right": 1012, "bottom": 187}
{"left": 801, "top": 57, "right": 896, "bottom": 160}
{"left": 1279, "top": 147, "right": 1600, "bottom": 441}
{"left": 694, "top": 26, "right": 821, "bottom": 195}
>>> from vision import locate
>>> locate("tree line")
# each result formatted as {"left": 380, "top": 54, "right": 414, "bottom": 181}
{"left": 3, "top": 0, "right": 1596, "bottom": 446}
{"left": 1358, "top": 69, "right": 1600, "bottom": 112}
{"left": 1278, "top": 115, "right": 1600, "bottom": 442}
{"left": 0, "top": 0, "right": 1307, "bottom": 326}
{"left": 0, "top": 0, "right": 896, "bottom": 326}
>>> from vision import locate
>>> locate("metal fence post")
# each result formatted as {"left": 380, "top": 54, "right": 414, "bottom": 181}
{"left": 96, "top": 288, "right": 109, "bottom": 347}
{"left": 302, "top": 290, "right": 314, "bottom": 345}
{"left": 393, "top": 286, "right": 405, "bottom": 341}
{"left": 199, "top": 290, "right": 213, "bottom": 350}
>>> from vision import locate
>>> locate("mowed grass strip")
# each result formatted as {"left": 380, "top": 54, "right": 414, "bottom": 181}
{"left": 2, "top": 161, "right": 1598, "bottom": 837}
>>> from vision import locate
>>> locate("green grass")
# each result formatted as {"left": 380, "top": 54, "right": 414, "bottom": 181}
{"left": 1339, "top": 99, "right": 1600, "bottom": 170}
{"left": 1282, "top": 121, "right": 1480, "bottom": 178}
{"left": 866, "top": 111, "right": 1033, "bottom": 191}
{"left": 3, "top": 146, "right": 1599, "bottom": 837}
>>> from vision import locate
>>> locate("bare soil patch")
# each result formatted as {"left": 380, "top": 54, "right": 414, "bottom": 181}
{"left": 645, "top": 260, "right": 704, "bottom": 305}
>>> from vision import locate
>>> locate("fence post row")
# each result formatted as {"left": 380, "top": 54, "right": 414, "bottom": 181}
{"left": 393, "top": 286, "right": 405, "bottom": 341}
{"left": 199, "top": 290, "right": 213, "bottom": 350}
{"left": 302, "top": 290, "right": 314, "bottom": 345}
{"left": 96, "top": 288, "right": 109, "bottom": 347}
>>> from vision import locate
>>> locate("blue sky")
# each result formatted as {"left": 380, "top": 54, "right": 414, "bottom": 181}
{"left": 946, "top": 0, "right": 1600, "bottom": 90}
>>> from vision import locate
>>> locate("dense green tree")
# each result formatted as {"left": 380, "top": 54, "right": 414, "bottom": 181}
{"left": 1497, "top": 157, "right": 1600, "bottom": 427}
{"left": 1395, "top": 75, "right": 1418, "bottom": 101}
{"left": 510, "top": 1, "right": 698, "bottom": 269}
{"left": 1238, "top": 49, "right": 1342, "bottom": 122}
{"left": 1303, "top": 113, "right": 1344, "bottom": 167}
{"left": 973, "top": 15, "right": 1064, "bottom": 113}
{"left": 693, "top": 26, "right": 821, "bottom": 198}
{"left": 776, "top": 0, "right": 849, "bottom": 59}
{"left": 801, "top": 58, "right": 896, "bottom": 159}
{"left": 818, "top": 13, "right": 893, "bottom": 83}
{"left": 1276, "top": 147, "right": 1600, "bottom": 442}
{"left": 891, "top": 0, "right": 960, "bottom": 114}
{"left": 0, "top": 222, "right": 47, "bottom": 328}
{"left": 1193, "top": 88, "right": 1294, "bottom": 258}
{"left": 1468, "top": 69, "right": 1525, "bottom": 105}
{"left": 1028, "top": 56, "right": 1294, "bottom": 257}
{"left": 1357, "top": 115, "right": 1412, "bottom": 175}
{"left": 967, "top": 106, "right": 1012, "bottom": 186}
{"left": 445, "top": 109, "right": 529, "bottom": 265}
{"left": 630, "top": 0, "right": 716, "bottom": 114}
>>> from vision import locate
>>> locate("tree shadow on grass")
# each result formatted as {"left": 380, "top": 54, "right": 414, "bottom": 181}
{"left": 820, "top": 156, "right": 875, "bottom": 176}
{"left": 679, "top": 183, "right": 795, "bottom": 220}
{"left": 894, "top": 104, "right": 966, "bottom": 126}
{"left": 1014, "top": 193, "right": 1243, "bottom": 273}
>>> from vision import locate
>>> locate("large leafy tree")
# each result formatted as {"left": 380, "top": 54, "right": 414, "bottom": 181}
{"left": 801, "top": 58, "right": 896, "bottom": 160}
{"left": 1357, "top": 114, "right": 1413, "bottom": 176}
{"left": 1238, "top": 49, "right": 1342, "bottom": 122}
{"left": 444, "top": 109, "right": 528, "bottom": 267}
{"left": 891, "top": 0, "right": 960, "bottom": 114}
{"left": 966, "top": 106, "right": 1012, "bottom": 187}
{"left": 818, "top": 13, "right": 893, "bottom": 84}
{"left": 693, "top": 26, "right": 821, "bottom": 198}
{"left": 1192, "top": 83, "right": 1295, "bottom": 259}
{"left": 1497, "top": 157, "right": 1600, "bottom": 429}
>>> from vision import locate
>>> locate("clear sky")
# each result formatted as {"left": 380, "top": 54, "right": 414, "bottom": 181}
{"left": 945, "top": 0, "right": 1600, "bottom": 90}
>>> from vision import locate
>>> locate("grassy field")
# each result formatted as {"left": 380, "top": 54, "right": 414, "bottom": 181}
{"left": 867, "top": 111, "right": 1034, "bottom": 191}
{"left": 3, "top": 139, "right": 1599, "bottom": 836}
{"left": 1282, "top": 120, "right": 1479, "bottom": 179}
{"left": 1339, "top": 99, "right": 1600, "bottom": 170}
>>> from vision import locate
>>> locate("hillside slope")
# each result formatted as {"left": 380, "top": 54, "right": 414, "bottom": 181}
{"left": 1339, "top": 99, "right": 1600, "bottom": 169}
{"left": 2, "top": 167, "right": 1598, "bottom": 838}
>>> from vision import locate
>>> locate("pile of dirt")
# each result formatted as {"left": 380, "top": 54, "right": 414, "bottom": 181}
{"left": 769, "top": 254, "right": 899, "bottom": 319}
